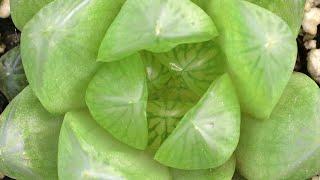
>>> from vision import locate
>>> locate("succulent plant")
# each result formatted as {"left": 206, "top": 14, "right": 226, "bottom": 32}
{"left": 1, "top": 0, "right": 318, "bottom": 180}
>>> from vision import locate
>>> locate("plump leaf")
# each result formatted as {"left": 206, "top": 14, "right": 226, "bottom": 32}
{"left": 58, "top": 110, "right": 171, "bottom": 180}
{"left": 0, "top": 86, "right": 63, "bottom": 179}
{"left": 10, "top": 0, "right": 53, "bottom": 30}
{"left": 21, "top": 0, "right": 125, "bottom": 114}
{"left": 147, "top": 100, "right": 194, "bottom": 153}
{"left": 236, "top": 73, "right": 320, "bottom": 180}
{"left": 141, "top": 51, "right": 172, "bottom": 97}
{"left": 86, "top": 54, "right": 148, "bottom": 150}
{"left": 190, "top": 0, "right": 208, "bottom": 11}
{"left": 155, "top": 41, "right": 227, "bottom": 96}
{"left": 207, "top": 0, "right": 297, "bottom": 119}
{"left": 171, "top": 155, "right": 236, "bottom": 180}
{"left": 0, "top": 46, "right": 28, "bottom": 100}
{"left": 98, "top": 0, "right": 218, "bottom": 62}
{"left": 141, "top": 51, "right": 200, "bottom": 103}
{"left": 246, "top": 0, "right": 305, "bottom": 36}
{"left": 155, "top": 74, "right": 240, "bottom": 170}
{"left": 141, "top": 41, "right": 226, "bottom": 103}
{"left": 145, "top": 41, "right": 227, "bottom": 153}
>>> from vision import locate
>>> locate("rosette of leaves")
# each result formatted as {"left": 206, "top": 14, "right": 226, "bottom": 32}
{"left": 0, "top": 0, "right": 315, "bottom": 179}
{"left": 0, "top": 46, "right": 28, "bottom": 101}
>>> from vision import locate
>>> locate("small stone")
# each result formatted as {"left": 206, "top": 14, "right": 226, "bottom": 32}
{"left": 315, "top": 0, "right": 320, "bottom": 6}
{"left": 302, "top": 7, "right": 320, "bottom": 35}
{"left": 307, "top": 49, "right": 320, "bottom": 83}
{"left": 312, "top": 175, "right": 320, "bottom": 180}
{"left": 0, "top": 43, "right": 6, "bottom": 54}
{"left": 305, "top": 0, "right": 314, "bottom": 11}
{"left": 303, "top": 33, "right": 316, "bottom": 41}
{"left": 0, "top": 0, "right": 10, "bottom": 18}
{"left": 304, "top": 40, "right": 317, "bottom": 49}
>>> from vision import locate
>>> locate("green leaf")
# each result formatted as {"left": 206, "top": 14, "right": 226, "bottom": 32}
{"left": 245, "top": 0, "right": 305, "bottom": 36}
{"left": 171, "top": 155, "right": 236, "bottom": 180}
{"left": 155, "top": 74, "right": 240, "bottom": 170}
{"left": 207, "top": 0, "right": 297, "bottom": 119}
{"left": 145, "top": 41, "right": 228, "bottom": 153}
{"left": 0, "top": 46, "right": 28, "bottom": 100}
{"left": 86, "top": 54, "right": 148, "bottom": 150}
{"left": 141, "top": 51, "right": 172, "bottom": 97}
{"left": 147, "top": 100, "right": 194, "bottom": 153}
{"left": 141, "top": 41, "right": 226, "bottom": 103}
{"left": 10, "top": 0, "right": 53, "bottom": 30}
{"left": 98, "top": 0, "right": 218, "bottom": 62}
{"left": 141, "top": 51, "right": 200, "bottom": 103}
{"left": 155, "top": 41, "right": 227, "bottom": 96}
{"left": 0, "top": 86, "right": 63, "bottom": 179}
{"left": 190, "top": 0, "right": 208, "bottom": 11}
{"left": 236, "top": 73, "right": 320, "bottom": 180}
{"left": 58, "top": 110, "right": 171, "bottom": 180}
{"left": 21, "top": 0, "right": 125, "bottom": 114}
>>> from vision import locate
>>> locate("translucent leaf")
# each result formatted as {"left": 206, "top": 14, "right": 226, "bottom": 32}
{"left": 246, "top": 0, "right": 305, "bottom": 36}
{"left": 21, "top": 0, "right": 125, "bottom": 114}
{"left": 155, "top": 74, "right": 240, "bottom": 170}
{"left": 98, "top": 0, "right": 218, "bottom": 62}
{"left": 154, "top": 41, "right": 227, "bottom": 96}
{"left": 236, "top": 73, "right": 320, "bottom": 180}
{"left": 10, "top": 0, "right": 53, "bottom": 30}
{"left": 86, "top": 54, "right": 148, "bottom": 150}
{"left": 171, "top": 155, "right": 236, "bottom": 180}
{"left": 147, "top": 100, "right": 194, "bottom": 153}
{"left": 58, "top": 110, "right": 171, "bottom": 180}
{"left": 141, "top": 51, "right": 200, "bottom": 103}
{"left": 0, "top": 86, "right": 63, "bottom": 179}
{"left": 0, "top": 46, "right": 28, "bottom": 100}
{"left": 141, "top": 41, "right": 226, "bottom": 103}
{"left": 207, "top": 0, "right": 297, "bottom": 119}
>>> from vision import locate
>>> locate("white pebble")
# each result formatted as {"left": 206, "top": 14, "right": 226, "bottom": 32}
{"left": 305, "top": 0, "right": 314, "bottom": 11}
{"left": 315, "top": 0, "right": 320, "bottom": 6}
{"left": 0, "top": 44, "right": 5, "bottom": 54}
{"left": 312, "top": 175, "right": 320, "bottom": 180}
{"left": 307, "top": 49, "right": 320, "bottom": 83}
{"left": 305, "top": 0, "right": 320, "bottom": 11}
{"left": 303, "top": 7, "right": 320, "bottom": 35}
{"left": 0, "top": 0, "right": 10, "bottom": 18}
{"left": 305, "top": 40, "right": 317, "bottom": 49}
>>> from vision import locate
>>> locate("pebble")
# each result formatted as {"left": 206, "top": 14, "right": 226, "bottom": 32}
{"left": 0, "top": 0, "right": 10, "bottom": 18}
{"left": 307, "top": 49, "right": 320, "bottom": 83}
{"left": 304, "top": 40, "right": 317, "bottom": 49}
{"left": 302, "top": 7, "right": 320, "bottom": 35}
{"left": 302, "top": 0, "right": 320, "bottom": 84}
{"left": 0, "top": 43, "right": 5, "bottom": 54}
{"left": 312, "top": 175, "right": 320, "bottom": 180}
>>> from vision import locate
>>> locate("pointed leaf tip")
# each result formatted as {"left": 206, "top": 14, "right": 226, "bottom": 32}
{"left": 98, "top": 0, "right": 218, "bottom": 62}
{"left": 155, "top": 74, "right": 240, "bottom": 170}
{"left": 86, "top": 54, "right": 148, "bottom": 150}
{"left": 207, "top": 0, "right": 297, "bottom": 119}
